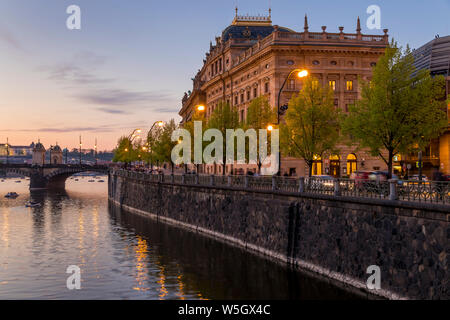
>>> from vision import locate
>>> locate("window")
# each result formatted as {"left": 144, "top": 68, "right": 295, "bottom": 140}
{"left": 265, "top": 63, "right": 270, "bottom": 69}
{"left": 346, "top": 80, "right": 353, "bottom": 91}
{"left": 241, "top": 94, "right": 244, "bottom": 103}
{"left": 247, "top": 91, "right": 250, "bottom": 101}
{"left": 234, "top": 96, "right": 238, "bottom": 105}
{"left": 312, "top": 60, "right": 320, "bottom": 65}
{"left": 330, "top": 61, "right": 337, "bottom": 65}
{"left": 329, "top": 80, "right": 336, "bottom": 91}
{"left": 347, "top": 154, "right": 357, "bottom": 175}
{"left": 312, "top": 154, "right": 322, "bottom": 176}
{"left": 253, "top": 87, "right": 257, "bottom": 98}
{"left": 288, "top": 79, "right": 295, "bottom": 90}
{"left": 312, "top": 80, "right": 319, "bottom": 90}
{"left": 370, "top": 62, "right": 377, "bottom": 67}
{"left": 240, "top": 109, "right": 245, "bottom": 122}
{"left": 264, "top": 82, "right": 269, "bottom": 93}
{"left": 287, "top": 60, "right": 294, "bottom": 65}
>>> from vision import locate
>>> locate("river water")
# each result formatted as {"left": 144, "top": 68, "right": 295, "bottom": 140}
{"left": 0, "top": 176, "right": 360, "bottom": 300}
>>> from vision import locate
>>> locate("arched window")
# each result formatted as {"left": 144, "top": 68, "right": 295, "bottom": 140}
{"left": 329, "top": 155, "right": 340, "bottom": 177}
{"left": 312, "top": 154, "right": 322, "bottom": 176}
{"left": 347, "top": 154, "right": 357, "bottom": 175}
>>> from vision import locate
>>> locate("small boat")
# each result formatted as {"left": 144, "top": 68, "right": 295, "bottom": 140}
{"left": 26, "top": 201, "right": 42, "bottom": 208}
{"left": 15, "top": 180, "right": 21, "bottom": 183}
{"left": 98, "top": 180, "right": 105, "bottom": 183}
{"left": 5, "top": 192, "right": 19, "bottom": 198}
{"left": 88, "top": 180, "right": 95, "bottom": 182}
{"left": 75, "top": 179, "right": 79, "bottom": 181}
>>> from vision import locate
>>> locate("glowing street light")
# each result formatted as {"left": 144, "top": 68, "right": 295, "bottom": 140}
{"left": 197, "top": 105, "right": 206, "bottom": 112}
{"left": 267, "top": 125, "right": 274, "bottom": 131}
{"left": 276, "top": 68, "right": 309, "bottom": 175}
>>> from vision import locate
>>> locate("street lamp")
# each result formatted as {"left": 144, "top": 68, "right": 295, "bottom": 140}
{"left": 94, "top": 138, "right": 98, "bottom": 166}
{"left": 276, "top": 68, "right": 309, "bottom": 175}
{"left": 6, "top": 137, "right": 9, "bottom": 165}
{"left": 197, "top": 105, "right": 206, "bottom": 112}
{"left": 147, "top": 121, "right": 164, "bottom": 170}
{"left": 79, "top": 135, "right": 82, "bottom": 166}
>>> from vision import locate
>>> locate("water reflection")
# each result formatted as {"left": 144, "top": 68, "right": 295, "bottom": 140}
{"left": 0, "top": 178, "right": 361, "bottom": 300}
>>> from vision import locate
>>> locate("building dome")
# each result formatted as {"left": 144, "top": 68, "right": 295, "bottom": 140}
{"left": 33, "top": 142, "right": 46, "bottom": 152}
{"left": 221, "top": 24, "right": 293, "bottom": 42}
{"left": 52, "top": 145, "right": 62, "bottom": 152}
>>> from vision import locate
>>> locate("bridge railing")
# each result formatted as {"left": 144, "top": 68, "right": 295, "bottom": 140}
{"left": 112, "top": 169, "right": 450, "bottom": 205}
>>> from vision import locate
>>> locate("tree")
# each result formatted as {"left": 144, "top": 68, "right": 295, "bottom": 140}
{"left": 112, "top": 136, "right": 137, "bottom": 165}
{"left": 341, "top": 42, "right": 447, "bottom": 179}
{"left": 281, "top": 77, "right": 341, "bottom": 178}
{"left": 146, "top": 124, "right": 165, "bottom": 169}
{"left": 245, "top": 96, "right": 277, "bottom": 174}
{"left": 206, "top": 101, "right": 239, "bottom": 175}
{"left": 183, "top": 108, "right": 208, "bottom": 173}
{"left": 152, "top": 119, "right": 178, "bottom": 173}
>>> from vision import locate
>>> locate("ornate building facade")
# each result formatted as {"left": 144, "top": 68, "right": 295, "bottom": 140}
{"left": 180, "top": 10, "right": 390, "bottom": 176}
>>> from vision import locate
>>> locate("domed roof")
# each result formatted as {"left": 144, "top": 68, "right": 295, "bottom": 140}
{"left": 52, "top": 145, "right": 62, "bottom": 152}
{"left": 33, "top": 142, "right": 45, "bottom": 152}
{"left": 222, "top": 24, "right": 293, "bottom": 42}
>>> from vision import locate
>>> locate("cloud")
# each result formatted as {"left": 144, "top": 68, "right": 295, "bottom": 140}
{"left": 96, "top": 107, "right": 128, "bottom": 114}
{"left": 0, "top": 25, "right": 24, "bottom": 51}
{"left": 75, "top": 89, "right": 174, "bottom": 106}
{"left": 39, "top": 63, "right": 114, "bottom": 85}
{"left": 1, "top": 125, "right": 118, "bottom": 133}
{"left": 152, "top": 106, "right": 182, "bottom": 113}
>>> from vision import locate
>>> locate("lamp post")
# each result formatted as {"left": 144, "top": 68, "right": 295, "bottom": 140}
{"left": 195, "top": 105, "right": 206, "bottom": 173}
{"left": 94, "top": 138, "right": 98, "bottom": 166}
{"left": 275, "top": 68, "right": 309, "bottom": 175}
{"left": 79, "top": 136, "right": 82, "bottom": 166}
{"left": 147, "top": 122, "right": 164, "bottom": 171}
{"left": 49, "top": 145, "right": 53, "bottom": 166}
{"left": 65, "top": 147, "right": 68, "bottom": 164}
{"left": 6, "top": 137, "right": 9, "bottom": 165}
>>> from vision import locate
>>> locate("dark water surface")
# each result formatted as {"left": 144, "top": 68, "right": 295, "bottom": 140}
{"left": 0, "top": 176, "right": 360, "bottom": 299}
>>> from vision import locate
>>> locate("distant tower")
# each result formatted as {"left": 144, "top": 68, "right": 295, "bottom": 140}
{"left": 51, "top": 144, "right": 63, "bottom": 165}
{"left": 32, "top": 140, "right": 46, "bottom": 166}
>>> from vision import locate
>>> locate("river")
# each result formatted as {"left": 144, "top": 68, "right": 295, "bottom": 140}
{"left": 0, "top": 176, "right": 360, "bottom": 300}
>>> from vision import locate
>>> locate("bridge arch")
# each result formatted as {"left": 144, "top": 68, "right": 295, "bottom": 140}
{"left": 44, "top": 167, "right": 109, "bottom": 189}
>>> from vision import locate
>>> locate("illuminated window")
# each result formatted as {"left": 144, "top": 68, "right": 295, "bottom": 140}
{"left": 346, "top": 154, "right": 357, "bottom": 175}
{"left": 329, "top": 80, "right": 336, "bottom": 91}
{"left": 311, "top": 80, "right": 319, "bottom": 90}
{"left": 346, "top": 80, "right": 353, "bottom": 91}
{"left": 288, "top": 79, "right": 295, "bottom": 90}
{"left": 312, "top": 154, "right": 322, "bottom": 176}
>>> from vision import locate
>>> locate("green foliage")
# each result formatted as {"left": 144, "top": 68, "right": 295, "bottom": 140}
{"left": 112, "top": 136, "right": 137, "bottom": 164}
{"left": 341, "top": 42, "right": 447, "bottom": 177}
{"left": 281, "top": 77, "right": 341, "bottom": 177}
{"left": 206, "top": 101, "right": 239, "bottom": 174}
{"left": 152, "top": 119, "right": 178, "bottom": 171}
{"left": 245, "top": 96, "right": 277, "bottom": 172}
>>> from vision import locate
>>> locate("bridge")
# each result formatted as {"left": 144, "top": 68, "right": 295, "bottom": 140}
{"left": 0, "top": 164, "right": 109, "bottom": 189}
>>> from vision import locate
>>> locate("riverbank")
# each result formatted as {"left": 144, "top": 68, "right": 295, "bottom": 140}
{"left": 108, "top": 170, "right": 449, "bottom": 300}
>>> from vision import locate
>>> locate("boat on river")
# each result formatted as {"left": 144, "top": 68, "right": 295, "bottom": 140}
{"left": 26, "top": 201, "right": 42, "bottom": 208}
{"left": 5, "top": 192, "right": 19, "bottom": 198}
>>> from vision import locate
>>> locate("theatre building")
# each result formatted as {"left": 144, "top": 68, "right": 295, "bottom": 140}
{"left": 179, "top": 10, "right": 390, "bottom": 176}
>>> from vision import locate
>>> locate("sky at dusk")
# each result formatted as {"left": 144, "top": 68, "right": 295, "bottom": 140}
{"left": 1, "top": 0, "right": 449, "bottom": 150}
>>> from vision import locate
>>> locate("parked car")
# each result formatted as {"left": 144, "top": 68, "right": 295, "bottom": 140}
{"left": 410, "top": 174, "right": 428, "bottom": 181}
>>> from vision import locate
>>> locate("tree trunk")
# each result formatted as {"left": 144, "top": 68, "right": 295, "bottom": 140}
{"left": 388, "top": 149, "right": 393, "bottom": 180}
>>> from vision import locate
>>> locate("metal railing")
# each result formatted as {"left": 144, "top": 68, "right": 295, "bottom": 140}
{"left": 113, "top": 170, "right": 450, "bottom": 205}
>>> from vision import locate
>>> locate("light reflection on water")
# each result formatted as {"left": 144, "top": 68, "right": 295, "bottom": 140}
{"left": 0, "top": 176, "right": 360, "bottom": 300}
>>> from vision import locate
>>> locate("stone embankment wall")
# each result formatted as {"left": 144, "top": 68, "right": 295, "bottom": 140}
{"left": 108, "top": 171, "right": 449, "bottom": 300}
